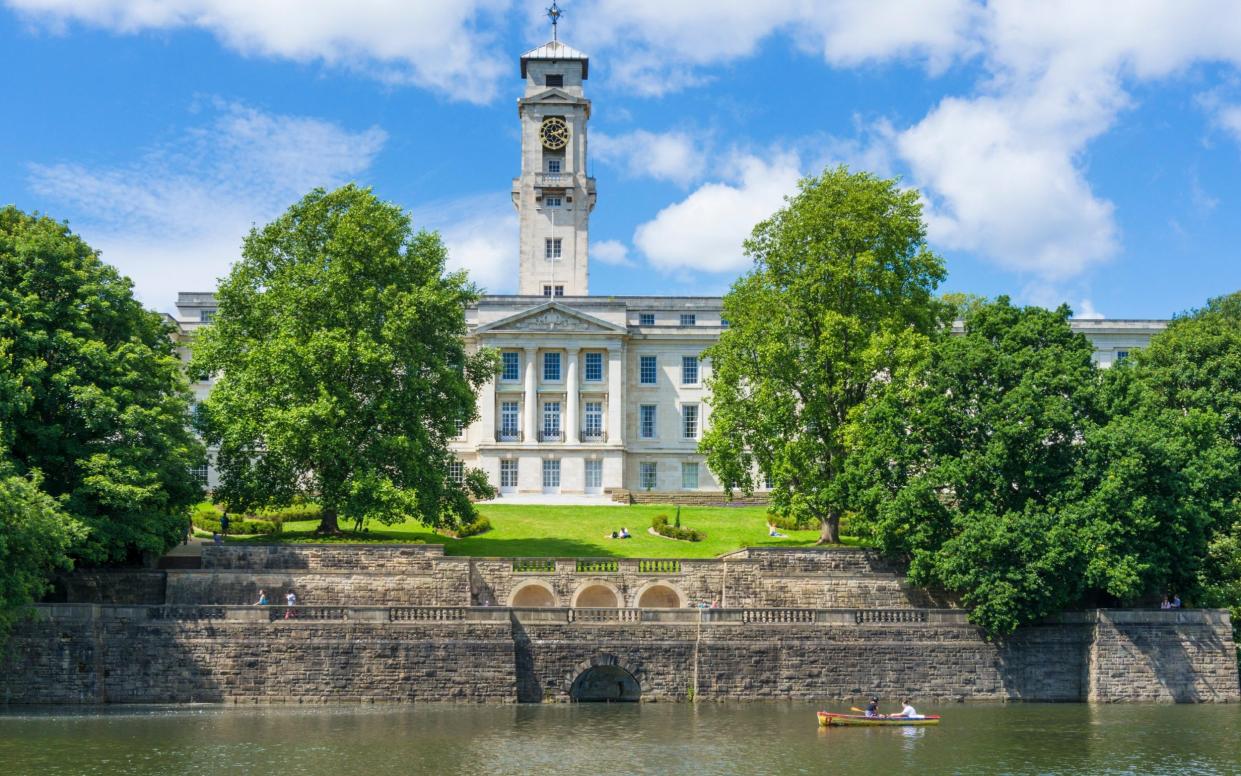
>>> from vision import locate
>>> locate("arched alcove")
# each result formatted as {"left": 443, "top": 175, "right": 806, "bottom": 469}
{"left": 570, "top": 664, "right": 641, "bottom": 702}
{"left": 509, "top": 581, "right": 557, "bottom": 608}
{"left": 635, "top": 582, "right": 685, "bottom": 609}
{"left": 572, "top": 582, "right": 621, "bottom": 608}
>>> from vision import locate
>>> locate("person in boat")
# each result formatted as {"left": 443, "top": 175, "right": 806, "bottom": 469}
{"left": 864, "top": 696, "right": 881, "bottom": 718}
{"left": 891, "top": 698, "right": 920, "bottom": 718}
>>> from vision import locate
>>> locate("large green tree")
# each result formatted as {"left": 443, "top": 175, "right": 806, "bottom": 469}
{"left": 0, "top": 206, "right": 204, "bottom": 564}
{"left": 701, "top": 167, "right": 948, "bottom": 544}
{"left": 192, "top": 185, "right": 497, "bottom": 534}
{"left": 846, "top": 299, "right": 1103, "bottom": 634}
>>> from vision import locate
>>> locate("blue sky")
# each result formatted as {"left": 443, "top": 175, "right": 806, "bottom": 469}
{"left": 2, "top": 1, "right": 1240, "bottom": 318}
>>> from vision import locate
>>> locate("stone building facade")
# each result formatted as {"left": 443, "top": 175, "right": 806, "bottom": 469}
{"left": 169, "top": 38, "right": 1169, "bottom": 497}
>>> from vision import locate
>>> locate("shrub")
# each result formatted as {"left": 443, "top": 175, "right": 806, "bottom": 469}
{"left": 190, "top": 503, "right": 278, "bottom": 535}
{"left": 456, "top": 514, "right": 492, "bottom": 538}
{"left": 766, "top": 512, "right": 858, "bottom": 535}
{"left": 652, "top": 513, "right": 704, "bottom": 542}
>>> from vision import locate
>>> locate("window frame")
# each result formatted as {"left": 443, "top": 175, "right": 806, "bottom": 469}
{"left": 545, "top": 238, "right": 563, "bottom": 260}
{"left": 639, "top": 404, "right": 657, "bottom": 439}
{"left": 683, "top": 404, "right": 699, "bottom": 439}
{"left": 542, "top": 401, "right": 562, "bottom": 437}
{"left": 544, "top": 196, "right": 562, "bottom": 208}
{"left": 500, "top": 401, "right": 520, "bottom": 437}
{"left": 448, "top": 460, "right": 465, "bottom": 483}
{"left": 680, "top": 313, "right": 696, "bottom": 326}
{"left": 542, "top": 458, "right": 561, "bottom": 488}
{"left": 681, "top": 355, "right": 699, "bottom": 386}
{"left": 501, "top": 351, "right": 520, "bottom": 381}
{"left": 584, "top": 401, "right": 603, "bottom": 436}
{"left": 639, "top": 355, "right": 657, "bottom": 385}
{"left": 583, "top": 351, "right": 603, "bottom": 382}
{"left": 639, "top": 461, "right": 657, "bottom": 490}
{"left": 500, "top": 459, "right": 518, "bottom": 488}
{"left": 543, "top": 351, "right": 562, "bottom": 382}
{"left": 681, "top": 462, "right": 699, "bottom": 490}
{"left": 639, "top": 313, "right": 655, "bottom": 326}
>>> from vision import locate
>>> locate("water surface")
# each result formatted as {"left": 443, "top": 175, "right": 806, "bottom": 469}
{"left": 1, "top": 703, "right": 1237, "bottom": 775}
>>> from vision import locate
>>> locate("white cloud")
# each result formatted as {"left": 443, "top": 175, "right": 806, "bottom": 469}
{"left": 633, "top": 153, "right": 801, "bottom": 274}
{"left": 591, "top": 239, "right": 633, "bottom": 267}
{"left": 5, "top": 0, "right": 510, "bottom": 102}
{"left": 592, "top": 130, "right": 707, "bottom": 186}
{"left": 27, "top": 101, "right": 387, "bottom": 311}
{"left": 416, "top": 194, "right": 517, "bottom": 294}
{"left": 1075, "top": 298, "right": 1104, "bottom": 320}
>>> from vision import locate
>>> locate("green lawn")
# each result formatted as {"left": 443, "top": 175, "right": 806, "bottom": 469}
{"left": 224, "top": 503, "right": 866, "bottom": 558}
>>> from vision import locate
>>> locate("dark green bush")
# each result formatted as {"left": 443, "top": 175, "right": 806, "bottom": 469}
{"left": 455, "top": 514, "right": 492, "bottom": 538}
{"left": 190, "top": 503, "right": 278, "bottom": 535}
{"left": 652, "top": 513, "right": 704, "bottom": 542}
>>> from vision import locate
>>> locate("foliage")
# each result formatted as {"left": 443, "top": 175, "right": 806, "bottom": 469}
{"left": 0, "top": 206, "right": 204, "bottom": 564}
{"left": 191, "top": 185, "right": 498, "bottom": 534}
{"left": 847, "top": 299, "right": 1103, "bottom": 634}
{"left": 453, "top": 514, "right": 492, "bottom": 538}
{"left": 0, "top": 462, "right": 84, "bottom": 635}
{"left": 701, "top": 167, "right": 949, "bottom": 544}
{"left": 652, "top": 514, "right": 704, "bottom": 542}
{"left": 189, "top": 503, "right": 278, "bottom": 536}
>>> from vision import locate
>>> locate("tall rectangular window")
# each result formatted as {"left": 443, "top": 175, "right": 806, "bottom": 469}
{"left": 683, "top": 404, "right": 699, "bottom": 439}
{"left": 639, "top": 313, "right": 655, "bottom": 326}
{"left": 500, "top": 459, "right": 518, "bottom": 488}
{"left": 639, "top": 404, "right": 657, "bottom": 439}
{"left": 639, "top": 355, "right": 657, "bottom": 385}
{"left": 500, "top": 401, "right": 519, "bottom": 438}
{"left": 542, "top": 458, "right": 561, "bottom": 488}
{"left": 448, "top": 461, "right": 464, "bottom": 483}
{"left": 680, "top": 313, "right": 696, "bottom": 326}
{"left": 191, "top": 464, "right": 209, "bottom": 484}
{"left": 543, "top": 351, "right": 561, "bottom": 381}
{"left": 501, "top": 351, "right": 520, "bottom": 381}
{"left": 542, "top": 401, "right": 561, "bottom": 438}
{"left": 681, "top": 462, "right": 699, "bottom": 490}
{"left": 585, "top": 459, "right": 602, "bottom": 489}
{"left": 640, "top": 462, "right": 657, "bottom": 490}
{"left": 1116, "top": 350, "right": 1130, "bottom": 362}
{"left": 546, "top": 158, "right": 561, "bottom": 174}
{"left": 584, "top": 352, "right": 603, "bottom": 381}
{"left": 554, "top": 285, "right": 564, "bottom": 297}
{"left": 584, "top": 401, "right": 603, "bottom": 437}
{"left": 545, "top": 238, "right": 562, "bottom": 260}
{"left": 681, "top": 355, "right": 699, "bottom": 385}
{"left": 199, "top": 309, "right": 216, "bottom": 323}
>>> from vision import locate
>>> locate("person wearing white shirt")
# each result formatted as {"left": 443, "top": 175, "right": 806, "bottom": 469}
{"left": 893, "top": 699, "right": 920, "bottom": 718}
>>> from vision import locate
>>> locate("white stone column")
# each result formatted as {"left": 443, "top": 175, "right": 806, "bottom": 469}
{"left": 566, "top": 347, "right": 580, "bottom": 444}
{"left": 607, "top": 344, "right": 624, "bottom": 445}
{"left": 523, "top": 347, "right": 537, "bottom": 443}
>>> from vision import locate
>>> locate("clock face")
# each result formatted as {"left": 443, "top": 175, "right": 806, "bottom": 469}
{"left": 540, "top": 117, "right": 570, "bottom": 150}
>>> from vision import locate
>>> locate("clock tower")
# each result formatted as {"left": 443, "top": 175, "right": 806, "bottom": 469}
{"left": 513, "top": 35, "right": 595, "bottom": 296}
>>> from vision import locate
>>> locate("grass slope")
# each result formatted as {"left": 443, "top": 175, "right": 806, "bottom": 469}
{"left": 228, "top": 503, "right": 865, "bottom": 558}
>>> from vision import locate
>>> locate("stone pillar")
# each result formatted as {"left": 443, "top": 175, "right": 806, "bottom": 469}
{"left": 566, "top": 347, "right": 579, "bottom": 444}
{"left": 607, "top": 344, "right": 624, "bottom": 445}
{"left": 478, "top": 349, "right": 496, "bottom": 442}
{"left": 523, "top": 346, "right": 537, "bottom": 443}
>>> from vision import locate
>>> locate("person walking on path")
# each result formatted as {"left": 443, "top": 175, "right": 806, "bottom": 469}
{"left": 284, "top": 590, "right": 297, "bottom": 619}
{"left": 254, "top": 589, "right": 269, "bottom": 606}
{"left": 219, "top": 512, "right": 230, "bottom": 536}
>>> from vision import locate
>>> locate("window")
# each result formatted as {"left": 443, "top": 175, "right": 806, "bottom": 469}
{"left": 639, "top": 404, "right": 657, "bottom": 439}
{"left": 547, "top": 158, "right": 562, "bottom": 174}
{"left": 501, "top": 351, "right": 520, "bottom": 381}
{"left": 546, "top": 73, "right": 564, "bottom": 87}
{"left": 200, "top": 309, "right": 216, "bottom": 323}
{"left": 681, "top": 462, "right": 699, "bottom": 490}
{"left": 554, "top": 285, "right": 564, "bottom": 297}
{"left": 721, "top": 318, "right": 730, "bottom": 328}
{"left": 585, "top": 459, "right": 602, "bottom": 489}
{"left": 500, "top": 459, "right": 518, "bottom": 488}
{"left": 191, "top": 463, "right": 209, "bottom": 484}
{"left": 543, "top": 351, "right": 561, "bottom": 381}
{"left": 453, "top": 418, "right": 466, "bottom": 437}
{"left": 639, "top": 313, "right": 655, "bottom": 326}
{"left": 584, "top": 352, "right": 603, "bottom": 381}
{"left": 542, "top": 458, "right": 561, "bottom": 488}
{"left": 544, "top": 196, "right": 562, "bottom": 207}
{"left": 764, "top": 473, "right": 774, "bottom": 489}
{"left": 500, "top": 401, "right": 519, "bottom": 438}
{"left": 640, "top": 462, "right": 657, "bottom": 490}
{"left": 543, "top": 401, "right": 561, "bottom": 438}
{"left": 680, "top": 313, "right": 696, "bottom": 326}
{"left": 1116, "top": 350, "right": 1130, "bottom": 362}
{"left": 681, "top": 355, "right": 699, "bottom": 385}
{"left": 543, "top": 285, "right": 553, "bottom": 297}
{"left": 639, "top": 355, "right": 657, "bottom": 385}
{"left": 545, "top": 238, "right": 562, "bottom": 260}
{"left": 683, "top": 404, "right": 699, "bottom": 439}
{"left": 584, "top": 401, "right": 603, "bottom": 437}
{"left": 448, "top": 460, "right": 464, "bottom": 483}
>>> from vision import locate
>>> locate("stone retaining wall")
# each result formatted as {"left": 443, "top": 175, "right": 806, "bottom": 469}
{"left": 3, "top": 606, "right": 1235, "bottom": 705}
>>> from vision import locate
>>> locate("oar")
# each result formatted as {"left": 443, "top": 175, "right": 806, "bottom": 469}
{"left": 849, "top": 707, "right": 865, "bottom": 713}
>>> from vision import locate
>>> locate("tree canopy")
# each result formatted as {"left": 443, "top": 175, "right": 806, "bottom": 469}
{"left": 0, "top": 206, "right": 203, "bottom": 564}
{"left": 700, "top": 166, "right": 948, "bottom": 543}
{"left": 191, "top": 185, "right": 497, "bottom": 534}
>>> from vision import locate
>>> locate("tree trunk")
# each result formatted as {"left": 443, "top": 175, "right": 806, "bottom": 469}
{"left": 317, "top": 507, "right": 340, "bottom": 535}
{"left": 817, "top": 511, "right": 841, "bottom": 545}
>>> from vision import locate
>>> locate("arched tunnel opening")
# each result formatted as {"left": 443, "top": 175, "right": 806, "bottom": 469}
{"left": 569, "top": 665, "right": 641, "bottom": 702}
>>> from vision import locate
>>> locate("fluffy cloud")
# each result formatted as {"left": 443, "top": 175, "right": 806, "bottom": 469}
{"left": 416, "top": 194, "right": 517, "bottom": 294}
{"left": 633, "top": 154, "right": 801, "bottom": 274}
{"left": 592, "top": 130, "right": 707, "bottom": 186}
{"left": 27, "top": 101, "right": 388, "bottom": 310}
{"left": 591, "top": 239, "right": 634, "bottom": 267}
{"left": 5, "top": 0, "right": 509, "bottom": 102}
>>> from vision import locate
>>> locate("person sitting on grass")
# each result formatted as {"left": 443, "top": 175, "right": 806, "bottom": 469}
{"left": 768, "top": 524, "right": 787, "bottom": 538}
{"left": 620, "top": 527, "right": 631, "bottom": 539}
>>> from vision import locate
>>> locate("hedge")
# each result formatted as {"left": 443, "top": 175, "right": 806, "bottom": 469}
{"left": 191, "top": 503, "right": 278, "bottom": 536}
{"left": 652, "top": 514, "right": 704, "bottom": 542}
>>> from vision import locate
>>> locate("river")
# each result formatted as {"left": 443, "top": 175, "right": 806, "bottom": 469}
{"left": 1, "top": 703, "right": 1238, "bottom": 775}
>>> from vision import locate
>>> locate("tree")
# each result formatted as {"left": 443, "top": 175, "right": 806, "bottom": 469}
{"left": 846, "top": 299, "right": 1102, "bottom": 634}
{"left": 0, "top": 458, "right": 84, "bottom": 635}
{"left": 191, "top": 185, "right": 498, "bottom": 534}
{"left": 0, "top": 206, "right": 204, "bottom": 564}
{"left": 701, "top": 167, "right": 948, "bottom": 544}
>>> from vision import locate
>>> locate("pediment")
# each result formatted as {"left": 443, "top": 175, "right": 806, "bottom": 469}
{"left": 475, "top": 302, "right": 625, "bottom": 335}
{"left": 520, "top": 88, "right": 588, "bottom": 105}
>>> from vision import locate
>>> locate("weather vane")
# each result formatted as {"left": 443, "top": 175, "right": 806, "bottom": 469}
{"left": 547, "top": 2, "right": 563, "bottom": 41}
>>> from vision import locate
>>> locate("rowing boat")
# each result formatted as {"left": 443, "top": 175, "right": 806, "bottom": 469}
{"left": 817, "top": 711, "right": 941, "bottom": 727}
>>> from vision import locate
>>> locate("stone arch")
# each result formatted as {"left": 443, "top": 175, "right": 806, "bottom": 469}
{"left": 633, "top": 580, "right": 686, "bottom": 609}
{"left": 567, "top": 654, "right": 641, "bottom": 702}
{"left": 508, "top": 580, "right": 558, "bottom": 608}
{"left": 571, "top": 580, "right": 622, "bottom": 608}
